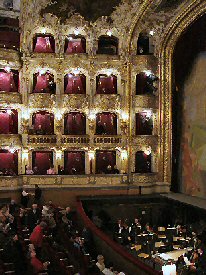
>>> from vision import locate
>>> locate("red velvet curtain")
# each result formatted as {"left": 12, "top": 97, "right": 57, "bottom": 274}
{"left": 64, "top": 112, "right": 86, "bottom": 135}
{"left": 0, "top": 71, "right": 18, "bottom": 93}
{"left": 64, "top": 151, "right": 85, "bottom": 175}
{"left": 65, "top": 38, "right": 86, "bottom": 54}
{"left": 33, "top": 35, "right": 55, "bottom": 53}
{"left": 96, "top": 113, "right": 117, "bottom": 135}
{"left": 136, "top": 73, "right": 147, "bottom": 95}
{"left": 135, "top": 151, "right": 151, "bottom": 173}
{"left": 96, "top": 75, "right": 117, "bottom": 94}
{"left": 136, "top": 112, "right": 153, "bottom": 135}
{"left": 0, "top": 110, "right": 18, "bottom": 134}
{"left": 0, "top": 150, "right": 18, "bottom": 174}
{"left": 32, "top": 151, "right": 53, "bottom": 175}
{"left": 0, "top": 30, "right": 20, "bottom": 49}
{"left": 32, "top": 112, "right": 54, "bottom": 134}
{"left": 33, "top": 73, "right": 54, "bottom": 93}
{"left": 96, "top": 151, "right": 116, "bottom": 174}
{"left": 64, "top": 74, "right": 86, "bottom": 94}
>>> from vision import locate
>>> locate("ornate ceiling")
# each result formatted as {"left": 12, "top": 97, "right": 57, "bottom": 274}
{"left": 41, "top": 0, "right": 123, "bottom": 22}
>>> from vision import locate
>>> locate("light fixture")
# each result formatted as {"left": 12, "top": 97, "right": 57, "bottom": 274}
{"left": 121, "top": 150, "right": 128, "bottom": 160}
{"left": 67, "top": 36, "right": 73, "bottom": 41}
{"left": 106, "top": 30, "right": 112, "bottom": 36}
{"left": 73, "top": 68, "right": 80, "bottom": 75}
{"left": 144, "top": 147, "right": 151, "bottom": 156}
{"left": 121, "top": 112, "right": 129, "bottom": 121}
{"left": 56, "top": 151, "right": 62, "bottom": 160}
{"left": 74, "top": 29, "right": 79, "bottom": 36}
{"left": 6, "top": 110, "right": 12, "bottom": 115}
{"left": 143, "top": 109, "right": 153, "bottom": 118}
{"left": 4, "top": 66, "right": 11, "bottom": 73}
{"left": 88, "top": 151, "right": 95, "bottom": 160}
{"left": 22, "top": 109, "right": 29, "bottom": 120}
{"left": 55, "top": 110, "right": 62, "bottom": 120}
{"left": 9, "top": 147, "right": 16, "bottom": 154}
{"left": 41, "top": 28, "right": 46, "bottom": 34}
{"left": 149, "top": 30, "right": 154, "bottom": 36}
{"left": 39, "top": 69, "right": 46, "bottom": 75}
{"left": 22, "top": 150, "right": 29, "bottom": 161}
{"left": 143, "top": 70, "right": 152, "bottom": 76}
{"left": 106, "top": 70, "right": 113, "bottom": 76}
{"left": 88, "top": 111, "right": 96, "bottom": 120}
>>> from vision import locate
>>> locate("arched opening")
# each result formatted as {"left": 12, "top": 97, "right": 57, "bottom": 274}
{"left": 33, "top": 33, "right": 55, "bottom": 53}
{"left": 64, "top": 112, "right": 86, "bottom": 135}
{"left": 172, "top": 13, "right": 206, "bottom": 195}
{"left": 0, "top": 17, "right": 20, "bottom": 50}
{"left": 64, "top": 35, "right": 86, "bottom": 54}
{"left": 0, "top": 149, "right": 18, "bottom": 175}
{"left": 95, "top": 112, "right": 117, "bottom": 135}
{"left": 32, "top": 151, "right": 53, "bottom": 175}
{"left": 137, "top": 32, "right": 153, "bottom": 55}
{"left": 135, "top": 111, "right": 153, "bottom": 135}
{"left": 64, "top": 151, "right": 85, "bottom": 175}
{"left": 0, "top": 109, "right": 18, "bottom": 134}
{"left": 33, "top": 70, "right": 55, "bottom": 94}
{"left": 97, "top": 35, "right": 118, "bottom": 55}
{"left": 0, "top": 68, "right": 19, "bottom": 93}
{"left": 136, "top": 72, "right": 158, "bottom": 95}
{"left": 31, "top": 111, "right": 54, "bottom": 135}
{"left": 64, "top": 73, "right": 86, "bottom": 94}
{"left": 96, "top": 74, "right": 117, "bottom": 94}
{"left": 96, "top": 150, "right": 116, "bottom": 174}
{"left": 135, "top": 151, "right": 151, "bottom": 173}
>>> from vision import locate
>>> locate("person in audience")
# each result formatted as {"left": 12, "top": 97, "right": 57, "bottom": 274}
{"left": 113, "top": 165, "right": 120, "bottom": 174}
{"left": 9, "top": 199, "right": 18, "bottom": 215}
{"left": 27, "top": 203, "right": 41, "bottom": 232}
{"left": 33, "top": 166, "right": 38, "bottom": 175}
{"left": 21, "top": 187, "right": 30, "bottom": 208}
{"left": 34, "top": 184, "right": 42, "bottom": 204}
{"left": 25, "top": 166, "right": 34, "bottom": 175}
{"left": 106, "top": 165, "right": 112, "bottom": 174}
{"left": 30, "top": 249, "right": 50, "bottom": 274}
{"left": 47, "top": 165, "right": 55, "bottom": 175}
{"left": 30, "top": 221, "right": 47, "bottom": 256}
{"left": 36, "top": 124, "right": 44, "bottom": 135}
{"left": 96, "top": 254, "right": 106, "bottom": 272}
{"left": 58, "top": 165, "right": 64, "bottom": 175}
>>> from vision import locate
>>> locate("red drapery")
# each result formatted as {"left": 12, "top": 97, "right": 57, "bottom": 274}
{"left": 64, "top": 112, "right": 86, "bottom": 135}
{"left": 32, "top": 151, "right": 53, "bottom": 175}
{"left": 33, "top": 35, "right": 55, "bottom": 53}
{"left": 0, "top": 110, "right": 18, "bottom": 134}
{"left": 64, "top": 74, "right": 86, "bottom": 94}
{"left": 65, "top": 38, "right": 86, "bottom": 54}
{"left": 0, "top": 71, "right": 18, "bottom": 93}
{"left": 136, "top": 112, "right": 153, "bottom": 135}
{"left": 64, "top": 151, "right": 85, "bottom": 175}
{"left": 0, "top": 30, "right": 20, "bottom": 49}
{"left": 96, "top": 75, "right": 117, "bottom": 94}
{"left": 136, "top": 73, "right": 147, "bottom": 95}
{"left": 96, "top": 113, "right": 117, "bottom": 135}
{"left": 135, "top": 151, "right": 151, "bottom": 173}
{"left": 33, "top": 73, "right": 54, "bottom": 93}
{"left": 96, "top": 150, "right": 116, "bottom": 174}
{"left": 0, "top": 150, "right": 18, "bottom": 174}
{"left": 32, "top": 112, "right": 54, "bottom": 134}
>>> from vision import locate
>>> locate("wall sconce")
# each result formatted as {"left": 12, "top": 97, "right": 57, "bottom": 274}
{"left": 22, "top": 110, "right": 30, "bottom": 120}
{"left": 41, "top": 28, "right": 46, "bottom": 34}
{"left": 149, "top": 30, "right": 154, "bottom": 36}
{"left": 55, "top": 110, "right": 62, "bottom": 121}
{"left": 88, "top": 151, "right": 95, "bottom": 160}
{"left": 106, "top": 30, "right": 112, "bottom": 36}
{"left": 121, "top": 112, "right": 129, "bottom": 121}
{"left": 39, "top": 69, "right": 47, "bottom": 75}
{"left": 106, "top": 70, "right": 113, "bottom": 76}
{"left": 143, "top": 109, "right": 153, "bottom": 118}
{"left": 56, "top": 151, "right": 62, "bottom": 160}
{"left": 9, "top": 147, "right": 16, "bottom": 154}
{"left": 22, "top": 150, "right": 29, "bottom": 161}
{"left": 73, "top": 68, "right": 80, "bottom": 75}
{"left": 6, "top": 109, "right": 12, "bottom": 115}
{"left": 144, "top": 147, "right": 151, "bottom": 156}
{"left": 74, "top": 29, "right": 79, "bottom": 35}
{"left": 88, "top": 111, "right": 96, "bottom": 121}
{"left": 4, "top": 66, "right": 11, "bottom": 73}
{"left": 121, "top": 150, "right": 128, "bottom": 160}
{"left": 143, "top": 70, "right": 152, "bottom": 76}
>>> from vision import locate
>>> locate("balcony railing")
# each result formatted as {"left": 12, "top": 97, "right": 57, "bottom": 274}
{"left": 27, "top": 135, "right": 57, "bottom": 144}
{"left": 93, "top": 135, "right": 122, "bottom": 144}
{"left": 61, "top": 135, "right": 89, "bottom": 144}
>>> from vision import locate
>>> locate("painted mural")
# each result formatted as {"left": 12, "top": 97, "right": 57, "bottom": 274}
{"left": 182, "top": 53, "right": 206, "bottom": 198}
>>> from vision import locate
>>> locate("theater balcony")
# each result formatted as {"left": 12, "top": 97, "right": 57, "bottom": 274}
{"left": 0, "top": 176, "right": 20, "bottom": 188}
{"left": 27, "top": 134, "right": 57, "bottom": 146}
{"left": 133, "top": 94, "right": 158, "bottom": 109}
{"left": 21, "top": 174, "right": 128, "bottom": 187}
{"left": 0, "top": 134, "right": 22, "bottom": 147}
{"left": 0, "top": 91, "right": 22, "bottom": 104}
{"left": 93, "top": 135, "right": 122, "bottom": 145}
{"left": 62, "top": 94, "right": 89, "bottom": 109}
{"left": 132, "top": 135, "right": 158, "bottom": 147}
{"left": 61, "top": 135, "right": 90, "bottom": 145}
{"left": 131, "top": 54, "right": 158, "bottom": 67}
{"left": 28, "top": 93, "right": 56, "bottom": 109}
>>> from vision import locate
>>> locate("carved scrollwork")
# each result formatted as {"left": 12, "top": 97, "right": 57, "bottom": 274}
{"left": 62, "top": 94, "right": 89, "bottom": 110}
{"left": 29, "top": 94, "right": 56, "bottom": 108}
{"left": 94, "top": 94, "right": 121, "bottom": 111}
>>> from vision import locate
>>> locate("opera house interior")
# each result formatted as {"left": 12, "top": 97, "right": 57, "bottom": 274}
{"left": 0, "top": 0, "right": 206, "bottom": 274}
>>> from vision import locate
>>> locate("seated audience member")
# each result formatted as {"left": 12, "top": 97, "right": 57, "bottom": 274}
{"left": 58, "top": 165, "right": 64, "bottom": 175}
{"left": 36, "top": 124, "right": 44, "bottom": 135}
{"left": 9, "top": 199, "right": 18, "bottom": 215}
{"left": 34, "top": 184, "right": 42, "bottom": 204}
{"left": 106, "top": 165, "right": 112, "bottom": 174}
{"left": 25, "top": 166, "right": 34, "bottom": 175}
{"left": 71, "top": 167, "right": 77, "bottom": 175}
{"left": 33, "top": 166, "right": 38, "bottom": 175}
{"left": 113, "top": 165, "right": 119, "bottom": 174}
{"left": 27, "top": 204, "right": 41, "bottom": 232}
{"left": 30, "top": 250, "right": 50, "bottom": 274}
{"left": 21, "top": 188, "right": 30, "bottom": 208}
{"left": 96, "top": 255, "right": 105, "bottom": 272}
{"left": 47, "top": 165, "right": 55, "bottom": 175}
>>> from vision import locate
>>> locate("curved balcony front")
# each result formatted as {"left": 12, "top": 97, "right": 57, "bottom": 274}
{"left": 0, "top": 134, "right": 22, "bottom": 147}
{"left": 0, "top": 92, "right": 22, "bottom": 104}
{"left": 28, "top": 93, "right": 56, "bottom": 108}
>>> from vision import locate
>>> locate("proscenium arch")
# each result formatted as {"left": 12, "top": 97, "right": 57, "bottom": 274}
{"left": 159, "top": 0, "right": 206, "bottom": 184}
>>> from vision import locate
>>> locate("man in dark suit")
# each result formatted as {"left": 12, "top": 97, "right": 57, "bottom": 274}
{"left": 34, "top": 184, "right": 42, "bottom": 205}
{"left": 27, "top": 204, "right": 41, "bottom": 232}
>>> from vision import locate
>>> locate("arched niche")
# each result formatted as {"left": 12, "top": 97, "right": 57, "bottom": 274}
{"left": 33, "top": 33, "right": 55, "bottom": 53}
{"left": 97, "top": 35, "right": 118, "bottom": 55}
{"left": 64, "top": 35, "right": 86, "bottom": 54}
